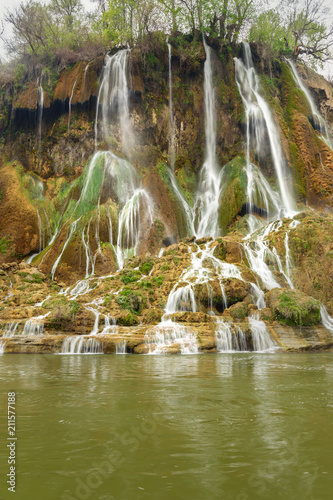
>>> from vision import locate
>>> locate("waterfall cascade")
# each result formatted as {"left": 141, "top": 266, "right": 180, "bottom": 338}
{"left": 167, "top": 41, "right": 175, "bottom": 170}
{"left": 287, "top": 59, "right": 332, "bottom": 149}
{"left": 36, "top": 76, "right": 44, "bottom": 159}
{"left": 145, "top": 320, "right": 198, "bottom": 354}
{"left": 0, "top": 341, "right": 5, "bottom": 354}
{"left": 22, "top": 313, "right": 50, "bottom": 336}
{"left": 234, "top": 43, "right": 293, "bottom": 222}
{"left": 194, "top": 38, "right": 222, "bottom": 238}
{"left": 60, "top": 336, "right": 103, "bottom": 354}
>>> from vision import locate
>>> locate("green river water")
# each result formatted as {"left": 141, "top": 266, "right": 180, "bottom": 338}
{"left": 0, "top": 353, "right": 332, "bottom": 500}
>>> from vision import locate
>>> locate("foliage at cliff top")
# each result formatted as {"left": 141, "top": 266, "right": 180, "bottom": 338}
{"left": 1, "top": 0, "right": 332, "bottom": 79}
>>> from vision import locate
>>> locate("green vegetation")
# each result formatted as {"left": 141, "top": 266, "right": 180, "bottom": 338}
{"left": 116, "top": 288, "right": 146, "bottom": 314}
{"left": 120, "top": 270, "right": 141, "bottom": 285}
{"left": 139, "top": 259, "right": 154, "bottom": 275}
{"left": 0, "top": 237, "right": 11, "bottom": 254}
{"left": 270, "top": 289, "right": 321, "bottom": 326}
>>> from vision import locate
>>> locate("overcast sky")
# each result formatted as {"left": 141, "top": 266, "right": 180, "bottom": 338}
{"left": 1, "top": 0, "right": 333, "bottom": 78}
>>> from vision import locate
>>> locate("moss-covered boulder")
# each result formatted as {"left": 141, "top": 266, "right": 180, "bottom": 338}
{"left": 115, "top": 288, "right": 146, "bottom": 315}
{"left": 266, "top": 288, "right": 321, "bottom": 326}
{"left": 218, "top": 156, "right": 247, "bottom": 233}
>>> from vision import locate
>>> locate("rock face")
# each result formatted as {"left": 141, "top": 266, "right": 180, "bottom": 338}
{"left": 1, "top": 211, "right": 333, "bottom": 354}
{"left": 1, "top": 38, "right": 333, "bottom": 353}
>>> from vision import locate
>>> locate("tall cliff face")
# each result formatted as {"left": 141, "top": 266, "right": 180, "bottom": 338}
{"left": 0, "top": 38, "right": 333, "bottom": 281}
{"left": 2, "top": 38, "right": 333, "bottom": 353}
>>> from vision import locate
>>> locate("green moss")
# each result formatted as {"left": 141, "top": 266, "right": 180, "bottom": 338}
{"left": 0, "top": 237, "right": 11, "bottom": 254}
{"left": 139, "top": 259, "right": 154, "bottom": 275}
{"left": 218, "top": 156, "right": 247, "bottom": 234}
{"left": 152, "top": 276, "right": 164, "bottom": 286}
{"left": 103, "top": 294, "right": 114, "bottom": 306}
{"left": 273, "top": 290, "right": 321, "bottom": 326}
{"left": 161, "top": 262, "right": 170, "bottom": 272}
{"left": 141, "top": 279, "right": 152, "bottom": 290}
{"left": 120, "top": 270, "right": 141, "bottom": 285}
{"left": 117, "top": 311, "right": 139, "bottom": 326}
{"left": 116, "top": 288, "right": 146, "bottom": 314}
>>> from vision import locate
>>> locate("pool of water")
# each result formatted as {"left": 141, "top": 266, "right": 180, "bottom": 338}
{"left": 0, "top": 353, "right": 332, "bottom": 500}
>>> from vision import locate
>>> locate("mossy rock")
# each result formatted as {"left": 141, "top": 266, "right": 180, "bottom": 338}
{"left": 120, "top": 270, "right": 141, "bottom": 285}
{"left": 142, "top": 307, "right": 164, "bottom": 324}
{"left": 115, "top": 288, "right": 146, "bottom": 314}
{"left": 227, "top": 301, "right": 249, "bottom": 321}
{"left": 218, "top": 156, "right": 247, "bottom": 234}
{"left": 116, "top": 310, "right": 139, "bottom": 326}
{"left": 266, "top": 288, "right": 321, "bottom": 326}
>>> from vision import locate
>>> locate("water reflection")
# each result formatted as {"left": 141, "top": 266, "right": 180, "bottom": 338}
{"left": 0, "top": 353, "right": 332, "bottom": 500}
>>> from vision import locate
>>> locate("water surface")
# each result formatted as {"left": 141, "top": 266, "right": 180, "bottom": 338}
{"left": 0, "top": 353, "right": 332, "bottom": 499}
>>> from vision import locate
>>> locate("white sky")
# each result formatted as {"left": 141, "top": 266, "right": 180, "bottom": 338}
{"left": 0, "top": 0, "right": 333, "bottom": 78}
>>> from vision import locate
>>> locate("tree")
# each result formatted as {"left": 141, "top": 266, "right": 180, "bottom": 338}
{"left": 249, "top": 10, "right": 287, "bottom": 58}
{"left": 280, "top": 0, "right": 333, "bottom": 63}
{"left": 4, "top": 1, "right": 52, "bottom": 55}
{"left": 51, "top": 0, "right": 83, "bottom": 31}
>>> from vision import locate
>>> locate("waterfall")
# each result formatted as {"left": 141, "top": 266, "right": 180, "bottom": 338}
{"left": 286, "top": 59, "right": 332, "bottom": 149}
{"left": 60, "top": 336, "right": 103, "bottom": 354}
{"left": 102, "top": 316, "right": 117, "bottom": 334}
{"left": 164, "top": 242, "right": 242, "bottom": 317}
{"left": 37, "top": 76, "right": 44, "bottom": 161}
{"left": 320, "top": 305, "right": 333, "bottom": 333}
{"left": 194, "top": 38, "right": 222, "bottom": 238}
{"left": 95, "top": 49, "right": 133, "bottom": 155}
{"left": 235, "top": 43, "right": 293, "bottom": 218}
{"left": 22, "top": 312, "right": 50, "bottom": 335}
{"left": 116, "top": 340, "right": 126, "bottom": 354}
{"left": 0, "top": 341, "right": 5, "bottom": 354}
{"left": 249, "top": 314, "right": 276, "bottom": 351}
{"left": 215, "top": 319, "right": 247, "bottom": 352}
{"left": 167, "top": 41, "right": 175, "bottom": 169}
{"left": 68, "top": 76, "right": 78, "bottom": 135}
{"left": 81, "top": 61, "right": 92, "bottom": 102}
{"left": 86, "top": 306, "right": 100, "bottom": 335}
{"left": 3, "top": 323, "right": 19, "bottom": 337}
{"left": 146, "top": 320, "right": 198, "bottom": 354}
{"left": 51, "top": 218, "right": 81, "bottom": 280}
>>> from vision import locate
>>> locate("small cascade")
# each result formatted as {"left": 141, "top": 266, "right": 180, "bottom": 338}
{"left": 146, "top": 320, "right": 198, "bottom": 354}
{"left": 51, "top": 218, "right": 81, "bottom": 280}
{"left": 249, "top": 314, "right": 276, "bottom": 352}
{"left": 86, "top": 307, "right": 100, "bottom": 335}
{"left": 116, "top": 188, "right": 154, "bottom": 269}
{"left": 60, "top": 336, "right": 103, "bottom": 354}
{"left": 215, "top": 319, "right": 247, "bottom": 352}
{"left": 36, "top": 208, "right": 43, "bottom": 252}
{"left": 0, "top": 280, "right": 14, "bottom": 304}
{"left": 22, "top": 312, "right": 50, "bottom": 335}
{"left": 164, "top": 242, "right": 243, "bottom": 316}
{"left": 36, "top": 75, "right": 44, "bottom": 161}
{"left": 284, "top": 232, "right": 294, "bottom": 288}
{"left": 194, "top": 38, "right": 222, "bottom": 238}
{"left": 68, "top": 77, "right": 78, "bottom": 135}
{"left": 95, "top": 49, "right": 133, "bottom": 154}
{"left": 102, "top": 316, "right": 117, "bottom": 334}
{"left": 243, "top": 220, "right": 292, "bottom": 291}
{"left": 320, "top": 305, "right": 333, "bottom": 333}
{"left": 116, "top": 340, "right": 126, "bottom": 354}
{"left": 73, "top": 151, "right": 153, "bottom": 270}
{"left": 81, "top": 61, "right": 92, "bottom": 102}
{"left": 0, "top": 341, "right": 5, "bottom": 354}
{"left": 235, "top": 43, "right": 293, "bottom": 218}
{"left": 167, "top": 40, "right": 175, "bottom": 169}
{"left": 287, "top": 59, "right": 332, "bottom": 149}
{"left": 3, "top": 323, "right": 19, "bottom": 337}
